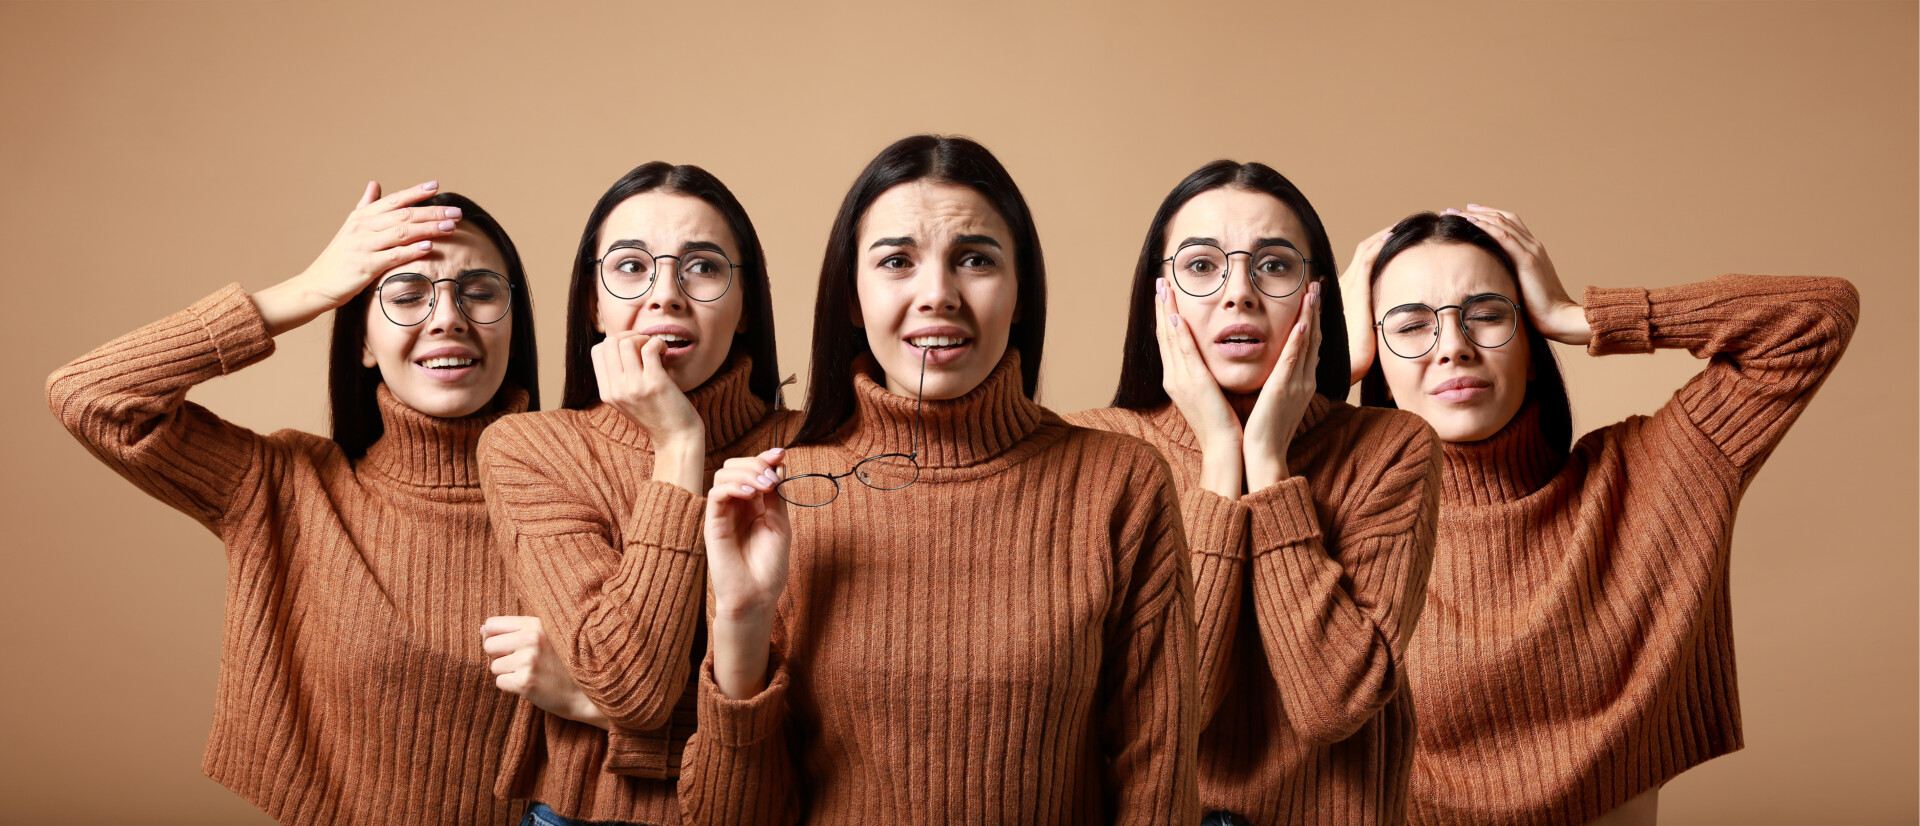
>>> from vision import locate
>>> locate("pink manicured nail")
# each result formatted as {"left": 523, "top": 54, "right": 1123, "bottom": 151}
{"left": 445, "top": 207, "right": 462, "bottom": 219}
{"left": 421, "top": 180, "right": 439, "bottom": 191}
{"left": 740, "top": 485, "right": 755, "bottom": 493}
{"left": 768, "top": 447, "right": 784, "bottom": 457}
{"left": 414, "top": 240, "right": 432, "bottom": 250}
{"left": 437, "top": 220, "right": 456, "bottom": 231}
{"left": 1171, "top": 314, "right": 1181, "bottom": 328}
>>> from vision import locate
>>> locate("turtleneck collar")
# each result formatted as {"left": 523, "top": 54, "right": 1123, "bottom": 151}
{"left": 841, "top": 348, "right": 1045, "bottom": 470}
{"left": 584, "top": 355, "right": 768, "bottom": 453}
{"left": 362, "top": 383, "right": 529, "bottom": 489}
{"left": 1145, "top": 392, "right": 1337, "bottom": 455}
{"left": 1439, "top": 399, "right": 1566, "bottom": 506}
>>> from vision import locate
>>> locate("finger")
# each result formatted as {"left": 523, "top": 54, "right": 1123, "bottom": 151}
{"left": 639, "top": 334, "right": 670, "bottom": 376}
{"left": 1465, "top": 203, "right": 1522, "bottom": 227}
{"left": 495, "top": 672, "right": 529, "bottom": 695}
{"left": 590, "top": 342, "right": 613, "bottom": 399}
{"left": 361, "top": 180, "right": 442, "bottom": 216}
{"left": 375, "top": 240, "right": 434, "bottom": 272}
{"left": 372, "top": 218, "right": 460, "bottom": 251}
{"left": 490, "top": 648, "right": 533, "bottom": 676}
{"left": 480, "top": 615, "right": 529, "bottom": 637}
{"left": 619, "top": 333, "right": 649, "bottom": 383}
{"left": 717, "top": 465, "right": 775, "bottom": 493}
{"left": 756, "top": 447, "right": 786, "bottom": 468}
{"left": 482, "top": 633, "right": 523, "bottom": 657}
{"left": 1303, "top": 283, "right": 1323, "bottom": 380}
{"left": 357, "top": 181, "right": 381, "bottom": 209}
{"left": 721, "top": 456, "right": 775, "bottom": 476}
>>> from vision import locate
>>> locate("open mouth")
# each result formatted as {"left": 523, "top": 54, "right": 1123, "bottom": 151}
{"left": 908, "top": 334, "right": 970, "bottom": 352}
{"left": 654, "top": 333, "right": 695, "bottom": 351}
{"left": 417, "top": 356, "right": 479, "bottom": 371}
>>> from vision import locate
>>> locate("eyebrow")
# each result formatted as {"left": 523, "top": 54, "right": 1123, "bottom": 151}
{"left": 954, "top": 234, "right": 1002, "bottom": 250}
{"left": 605, "top": 238, "right": 648, "bottom": 252}
{"left": 870, "top": 236, "right": 915, "bottom": 250}
{"left": 1257, "top": 237, "right": 1301, "bottom": 251}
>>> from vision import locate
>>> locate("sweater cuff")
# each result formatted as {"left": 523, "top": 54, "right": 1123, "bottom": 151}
{"left": 622, "top": 479, "right": 706, "bottom": 554}
{"left": 1584, "top": 286, "right": 1652, "bottom": 357}
{"left": 1245, "top": 477, "right": 1323, "bottom": 555}
{"left": 1180, "top": 488, "right": 1250, "bottom": 561}
{"left": 189, "top": 284, "right": 276, "bottom": 374}
{"left": 696, "top": 650, "right": 790, "bottom": 748}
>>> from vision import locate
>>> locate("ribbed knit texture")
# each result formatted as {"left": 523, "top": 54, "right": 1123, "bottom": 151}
{"left": 478, "top": 356, "right": 785, "bottom": 825}
{"left": 677, "top": 349, "right": 1200, "bottom": 825}
{"left": 1406, "top": 275, "right": 1860, "bottom": 826}
{"left": 1069, "top": 395, "right": 1440, "bottom": 825}
{"left": 45, "top": 284, "right": 528, "bottom": 826}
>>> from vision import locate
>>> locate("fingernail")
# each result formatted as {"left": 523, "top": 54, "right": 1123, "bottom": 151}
{"left": 422, "top": 180, "right": 439, "bottom": 191}
{"left": 1171, "top": 314, "right": 1181, "bottom": 327}
{"left": 445, "top": 207, "right": 463, "bottom": 219}
{"left": 437, "top": 220, "right": 456, "bottom": 232}
{"left": 768, "top": 447, "right": 785, "bottom": 457}
{"left": 414, "top": 240, "right": 432, "bottom": 250}
{"left": 740, "top": 485, "right": 755, "bottom": 493}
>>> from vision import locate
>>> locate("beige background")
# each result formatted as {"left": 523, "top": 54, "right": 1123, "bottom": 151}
{"left": 3, "top": 1, "right": 1913, "bottom": 824}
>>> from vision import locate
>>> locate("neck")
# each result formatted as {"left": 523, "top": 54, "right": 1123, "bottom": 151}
{"left": 842, "top": 348, "right": 1043, "bottom": 469}
{"left": 362, "top": 383, "right": 529, "bottom": 488}
{"left": 1438, "top": 400, "right": 1564, "bottom": 505}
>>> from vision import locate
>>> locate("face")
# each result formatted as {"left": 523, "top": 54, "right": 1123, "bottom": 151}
{"left": 1162, "top": 187, "right": 1315, "bottom": 394}
{"left": 361, "top": 223, "right": 515, "bottom": 418}
{"left": 1372, "top": 242, "right": 1532, "bottom": 442}
{"left": 592, "top": 192, "right": 749, "bottom": 391}
{"left": 854, "top": 181, "right": 1020, "bottom": 401}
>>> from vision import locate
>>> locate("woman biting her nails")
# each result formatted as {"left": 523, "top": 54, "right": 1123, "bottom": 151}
{"left": 1349, "top": 207, "right": 1859, "bottom": 826}
{"left": 474, "top": 162, "right": 787, "bottom": 826}
{"left": 1069, "top": 160, "right": 1440, "bottom": 826}
{"left": 678, "top": 135, "right": 1199, "bottom": 825}
{"left": 47, "top": 182, "right": 540, "bottom": 825}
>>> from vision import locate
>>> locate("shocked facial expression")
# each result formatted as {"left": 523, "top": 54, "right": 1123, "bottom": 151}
{"left": 592, "top": 191, "right": 748, "bottom": 391}
{"left": 854, "top": 181, "right": 1020, "bottom": 401}
{"left": 1371, "top": 241, "right": 1532, "bottom": 443}
{"left": 1162, "top": 187, "right": 1315, "bottom": 394}
{"left": 361, "top": 223, "right": 514, "bottom": 418}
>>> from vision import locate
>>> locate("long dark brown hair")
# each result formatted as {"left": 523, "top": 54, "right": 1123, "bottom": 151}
{"left": 559, "top": 162, "right": 780, "bottom": 409}
{"left": 1357, "top": 211, "right": 1572, "bottom": 452}
{"left": 792, "top": 135, "right": 1047, "bottom": 444}
{"left": 328, "top": 191, "right": 541, "bottom": 459}
{"left": 1110, "top": 160, "right": 1349, "bottom": 408}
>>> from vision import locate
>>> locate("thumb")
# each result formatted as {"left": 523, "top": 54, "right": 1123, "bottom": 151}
{"left": 358, "top": 181, "right": 381, "bottom": 209}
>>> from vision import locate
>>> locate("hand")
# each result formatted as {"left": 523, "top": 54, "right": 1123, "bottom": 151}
{"left": 1242, "top": 281, "right": 1323, "bottom": 490}
{"left": 1154, "top": 277, "right": 1243, "bottom": 498}
{"left": 592, "top": 330, "right": 705, "bottom": 493}
{"left": 705, "top": 449, "right": 792, "bottom": 699}
{"left": 1340, "top": 227, "right": 1395, "bottom": 386}
{"left": 1450, "top": 205, "right": 1591, "bottom": 346}
{"left": 481, "top": 615, "right": 611, "bottom": 729}
{"left": 252, "top": 181, "right": 463, "bottom": 336}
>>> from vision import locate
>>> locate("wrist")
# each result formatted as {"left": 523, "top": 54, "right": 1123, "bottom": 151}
{"left": 650, "top": 433, "right": 706, "bottom": 494}
{"left": 1244, "top": 442, "right": 1290, "bottom": 491}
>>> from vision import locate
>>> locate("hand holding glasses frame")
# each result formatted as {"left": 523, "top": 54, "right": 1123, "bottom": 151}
{"left": 375, "top": 270, "right": 514, "bottom": 327}
{"left": 1375, "top": 293, "right": 1521, "bottom": 358}
{"left": 597, "top": 242, "right": 739, "bottom": 303}
{"left": 1162, "top": 241, "right": 1312, "bottom": 299}
{"left": 765, "top": 347, "right": 928, "bottom": 507}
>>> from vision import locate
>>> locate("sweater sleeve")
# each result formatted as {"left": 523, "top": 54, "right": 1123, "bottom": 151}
{"left": 1244, "top": 416, "right": 1440, "bottom": 745}
{"left": 1101, "top": 453, "right": 1201, "bottom": 825}
{"left": 1179, "top": 488, "right": 1248, "bottom": 726}
{"left": 1584, "top": 275, "right": 1859, "bottom": 476}
{"left": 479, "top": 425, "right": 711, "bottom": 741}
{"left": 45, "top": 284, "right": 275, "bottom": 536}
{"left": 678, "top": 649, "right": 800, "bottom": 826}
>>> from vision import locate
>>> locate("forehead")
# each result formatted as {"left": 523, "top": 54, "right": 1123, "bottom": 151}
{"left": 1374, "top": 242, "right": 1518, "bottom": 306}
{"left": 601, "top": 191, "right": 738, "bottom": 255}
{"left": 1165, "top": 187, "right": 1306, "bottom": 251}
{"left": 859, "top": 181, "right": 1011, "bottom": 242}
{"left": 383, "top": 222, "right": 506, "bottom": 278}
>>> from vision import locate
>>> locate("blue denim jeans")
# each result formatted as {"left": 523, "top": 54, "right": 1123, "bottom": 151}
{"left": 520, "top": 802, "right": 652, "bottom": 826}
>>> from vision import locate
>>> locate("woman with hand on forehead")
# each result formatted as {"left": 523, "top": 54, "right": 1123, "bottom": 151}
{"left": 474, "top": 162, "right": 787, "bottom": 826}
{"left": 1070, "top": 160, "right": 1440, "bottom": 826}
{"left": 47, "top": 181, "right": 540, "bottom": 825}
{"left": 1348, "top": 206, "right": 1858, "bottom": 826}
{"left": 679, "top": 135, "right": 1199, "bottom": 825}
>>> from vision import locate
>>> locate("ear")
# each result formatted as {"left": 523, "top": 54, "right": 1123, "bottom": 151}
{"left": 361, "top": 340, "right": 378, "bottom": 369}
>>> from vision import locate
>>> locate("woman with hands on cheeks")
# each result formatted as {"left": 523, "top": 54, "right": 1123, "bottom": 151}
{"left": 474, "top": 163, "right": 786, "bottom": 826}
{"left": 679, "top": 135, "right": 1199, "bottom": 826}
{"left": 47, "top": 182, "right": 539, "bottom": 825}
{"left": 1349, "top": 206, "right": 1859, "bottom": 826}
{"left": 1068, "top": 161, "right": 1440, "bottom": 826}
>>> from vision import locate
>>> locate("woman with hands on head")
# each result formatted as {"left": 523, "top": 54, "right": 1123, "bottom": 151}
{"left": 1068, "top": 160, "right": 1440, "bottom": 826}
{"left": 47, "top": 182, "right": 539, "bottom": 825}
{"left": 474, "top": 162, "right": 786, "bottom": 826}
{"left": 680, "top": 135, "right": 1199, "bottom": 826}
{"left": 1350, "top": 206, "right": 1859, "bottom": 826}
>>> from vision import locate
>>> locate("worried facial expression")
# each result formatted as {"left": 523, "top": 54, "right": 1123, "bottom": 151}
{"left": 1372, "top": 242, "right": 1532, "bottom": 443}
{"left": 361, "top": 223, "right": 514, "bottom": 418}
{"left": 593, "top": 191, "right": 748, "bottom": 391}
{"left": 1162, "top": 187, "right": 1316, "bottom": 394}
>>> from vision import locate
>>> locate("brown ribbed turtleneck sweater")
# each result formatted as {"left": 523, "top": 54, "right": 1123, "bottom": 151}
{"left": 1068, "top": 395, "right": 1440, "bottom": 825}
{"left": 477, "top": 356, "right": 784, "bottom": 824}
{"left": 677, "top": 350, "right": 1200, "bottom": 825}
{"left": 1406, "top": 275, "right": 1860, "bottom": 826}
{"left": 45, "top": 284, "right": 528, "bottom": 825}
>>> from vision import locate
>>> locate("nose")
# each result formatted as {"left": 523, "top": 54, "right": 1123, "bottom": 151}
{"left": 914, "top": 262, "right": 961, "bottom": 314}
{"left": 1218, "top": 253, "right": 1261, "bottom": 310}
{"left": 647, "top": 259, "right": 690, "bottom": 312}
{"left": 1431, "top": 307, "right": 1477, "bottom": 366}
{"left": 425, "top": 281, "right": 469, "bottom": 335}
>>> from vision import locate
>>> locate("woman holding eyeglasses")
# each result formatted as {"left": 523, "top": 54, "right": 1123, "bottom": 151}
{"left": 473, "top": 162, "right": 787, "bottom": 826}
{"left": 679, "top": 135, "right": 1199, "bottom": 825}
{"left": 1344, "top": 207, "right": 1858, "bottom": 826}
{"left": 46, "top": 182, "right": 539, "bottom": 825}
{"left": 1068, "top": 161, "right": 1440, "bottom": 826}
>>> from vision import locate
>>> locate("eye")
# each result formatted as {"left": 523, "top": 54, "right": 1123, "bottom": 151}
{"left": 958, "top": 252, "right": 995, "bottom": 269}
{"left": 1256, "top": 259, "right": 1290, "bottom": 274}
{"left": 461, "top": 288, "right": 497, "bottom": 301}
{"left": 686, "top": 258, "right": 717, "bottom": 275}
{"left": 880, "top": 254, "right": 911, "bottom": 271}
{"left": 1395, "top": 320, "right": 1433, "bottom": 335}
{"left": 617, "top": 259, "right": 644, "bottom": 274}
{"left": 1186, "top": 259, "right": 1215, "bottom": 275}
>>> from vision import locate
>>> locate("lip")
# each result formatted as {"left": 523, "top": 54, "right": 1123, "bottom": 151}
{"left": 1429, "top": 375, "right": 1493, "bottom": 403}
{"left": 412, "top": 345, "right": 484, "bottom": 383}
{"left": 1212, "top": 323, "right": 1268, "bottom": 359}
{"left": 904, "top": 325, "right": 974, "bottom": 366}
{"left": 637, "top": 324, "right": 699, "bottom": 364}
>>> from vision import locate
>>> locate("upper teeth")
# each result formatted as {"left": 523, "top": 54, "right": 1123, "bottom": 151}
{"left": 910, "top": 336, "right": 965, "bottom": 348}
{"left": 1223, "top": 336, "right": 1259, "bottom": 343}
{"left": 421, "top": 357, "right": 475, "bottom": 368}
{"left": 657, "top": 334, "right": 689, "bottom": 343}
